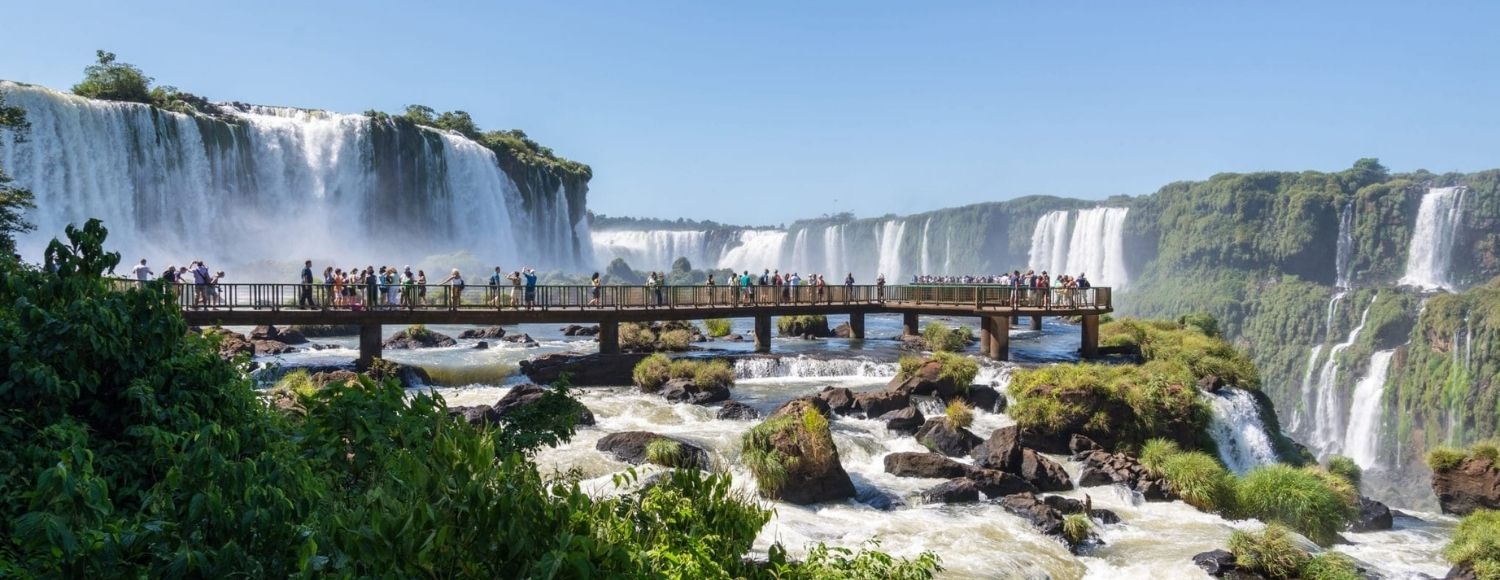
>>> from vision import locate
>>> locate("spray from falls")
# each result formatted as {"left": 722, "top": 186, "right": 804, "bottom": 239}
{"left": 0, "top": 82, "right": 590, "bottom": 273}
{"left": 1343, "top": 350, "right": 1395, "bottom": 469}
{"left": 876, "top": 220, "right": 908, "bottom": 282}
{"left": 1398, "top": 186, "right": 1467, "bottom": 291}
{"left": 718, "top": 230, "right": 787, "bottom": 274}
{"left": 1026, "top": 207, "right": 1130, "bottom": 287}
{"left": 592, "top": 230, "right": 708, "bottom": 271}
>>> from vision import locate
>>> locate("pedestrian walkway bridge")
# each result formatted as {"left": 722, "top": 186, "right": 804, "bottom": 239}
{"left": 161, "top": 283, "right": 1113, "bottom": 368}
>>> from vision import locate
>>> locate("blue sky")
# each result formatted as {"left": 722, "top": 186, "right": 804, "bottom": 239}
{"left": 2, "top": 1, "right": 1497, "bottom": 225}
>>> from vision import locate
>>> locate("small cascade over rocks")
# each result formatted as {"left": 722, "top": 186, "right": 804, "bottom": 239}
{"left": 1026, "top": 207, "right": 1130, "bottom": 287}
{"left": 1308, "top": 295, "right": 1378, "bottom": 456}
{"left": 0, "top": 81, "right": 591, "bottom": 273}
{"left": 1399, "top": 186, "right": 1467, "bottom": 291}
{"left": 1203, "top": 387, "right": 1279, "bottom": 475}
{"left": 1343, "top": 350, "right": 1396, "bottom": 469}
{"left": 733, "top": 355, "right": 899, "bottom": 380}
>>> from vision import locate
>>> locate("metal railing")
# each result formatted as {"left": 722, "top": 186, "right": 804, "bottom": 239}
{"left": 111, "top": 280, "right": 1112, "bottom": 313}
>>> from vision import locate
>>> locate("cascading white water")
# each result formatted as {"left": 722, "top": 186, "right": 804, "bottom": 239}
{"left": 1205, "top": 387, "right": 1279, "bottom": 475}
{"left": 876, "top": 220, "right": 907, "bottom": 282}
{"left": 1309, "top": 296, "right": 1377, "bottom": 456}
{"left": 1293, "top": 200, "right": 1353, "bottom": 434}
{"left": 788, "top": 228, "right": 812, "bottom": 273}
{"left": 591, "top": 230, "right": 708, "bottom": 271}
{"left": 822, "top": 225, "right": 845, "bottom": 280}
{"left": 0, "top": 81, "right": 589, "bottom": 273}
{"left": 1335, "top": 203, "right": 1355, "bottom": 289}
{"left": 1398, "top": 186, "right": 1467, "bottom": 291}
{"left": 718, "top": 230, "right": 787, "bottom": 274}
{"left": 1343, "top": 350, "right": 1396, "bottom": 469}
{"left": 918, "top": 218, "right": 932, "bottom": 275}
{"left": 1028, "top": 210, "right": 1071, "bottom": 276}
{"left": 1026, "top": 207, "right": 1130, "bottom": 287}
{"left": 734, "top": 356, "right": 901, "bottom": 380}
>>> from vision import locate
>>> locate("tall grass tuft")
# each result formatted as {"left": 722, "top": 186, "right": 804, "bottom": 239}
{"left": 658, "top": 329, "right": 693, "bottom": 351}
{"left": 922, "top": 322, "right": 969, "bottom": 352}
{"left": 1445, "top": 509, "right": 1500, "bottom": 579}
{"left": 645, "top": 438, "right": 685, "bottom": 468}
{"left": 1061, "top": 514, "right": 1092, "bottom": 547}
{"left": 1299, "top": 552, "right": 1362, "bottom": 580}
{"left": 933, "top": 352, "right": 978, "bottom": 389}
{"left": 703, "top": 318, "right": 732, "bottom": 338}
{"left": 632, "top": 354, "right": 672, "bottom": 392}
{"left": 1228, "top": 524, "right": 1309, "bottom": 579}
{"left": 741, "top": 416, "right": 799, "bottom": 495}
{"left": 898, "top": 356, "right": 925, "bottom": 381}
{"left": 1158, "top": 451, "right": 1235, "bottom": 513}
{"left": 692, "top": 360, "right": 735, "bottom": 389}
{"left": 1139, "top": 438, "right": 1182, "bottom": 476}
{"left": 1323, "top": 455, "right": 1362, "bottom": 490}
{"left": 1234, "top": 464, "right": 1354, "bottom": 546}
{"left": 620, "top": 323, "right": 656, "bottom": 351}
{"left": 1428, "top": 446, "right": 1468, "bottom": 471}
{"left": 944, "top": 400, "right": 974, "bottom": 429}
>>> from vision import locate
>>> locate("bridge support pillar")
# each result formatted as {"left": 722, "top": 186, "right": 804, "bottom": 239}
{"left": 357, "top": 324, "right": 382, "bottom": 371}
{"left": 598, "top": 320, "right": 620, "bottom": 355}
{"left": 902, "top": 312, "right": 919, "bottom": 336}
{"left": 1081, "top": 314, "right": 1100, "bottom": 358}
{"left": 985, "top": 316, "right": 1009, "bottom": 360}
{"left": 1030, "top": 315, "right": 1043, "bottom": 331}
{"left": 848, "top": 312, "right": 865, "bottom": 340}
{"left": 979, "top": 316, "right": 993, "bottom": 355}
{"left": 1011, "top": 315, "right": 1020, "bottom": 326}
{"left": 754, "top": 315, "right": 772, "bottom": 353}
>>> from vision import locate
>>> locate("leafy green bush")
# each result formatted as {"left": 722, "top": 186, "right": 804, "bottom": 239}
{"left": 659, "top": 329, "right": 693, "bottom": 351}
{"left": 1234, "top": 464, "right": 1355, "bottom": 546}
{"left": 922, "top": 321, "right": 970, "bottom": 352}
{"left": 1445, "top": 509, "right": 1500, "bottom": 580}
{"left": 1428, "top": 446, "right": 1468, "bottom": 471}
{"left": 704, "top": 318, "right": 733, "bottom": 337}
{"left": 620, "top": 322, "right": 657, "bottom": 351}
{"left": 646, "top": 438, "right": 686, "bottom": 468}
{"left": 1228, "top": 524, "right": 1310, "bottom": 579}
{"left": 1061, "top": 513, "right": 1092, "bottom": 547}
{"left": 71, "top": 50, "right": 153, "bottom": 103}
{"left": 774, "top": 540, "right": 942, "bottom": 579}
{"left": 1324, "top": 455, "right": 1362, "bottom": 490}
{"left": 933, "top": 351, "right": 978, "bottom": 388}
{"left": 633, "top": 354, "right": 672, "bottom": 392}
{"left": 1158, "top": 451, "right": 1235, "bottom": 512}
{"left": 944, "top": 400, "right": 974, "bottom": 429}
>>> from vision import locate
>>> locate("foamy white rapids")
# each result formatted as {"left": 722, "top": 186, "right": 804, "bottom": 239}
{"left": 432, "top": 375, "right": 1453, "bottom": 579}
{"left": 734, "top": 356, "right": 901, "bottom": 380}
{"left": 0, "top": 81, "right": 589, "bottom": 273}
{"left": 1399, "top": 186, "right": 1467, "bottom": 291}
{"left": 1204, "top": 387, "right": 1278, "bottom": 475}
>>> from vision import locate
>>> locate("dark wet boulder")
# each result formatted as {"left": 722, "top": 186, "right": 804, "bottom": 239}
{"left": 253, "top": 339, "right": 296, "bottom": 355}
{"left": 816, "top": 386, "right": 859, "bottom": 415}
{"left": 1042, "top": 495, "right": 1118, "bottom": 524}
{"left": 747, "top": 398, "right": 856, "bottom": 505}
{"left": 855, "top": 390, "right": 909, "bottom": 418}
{"left": 490, "top": 383, "right": 595, "bottom": 426}
{"left": 833, "top": 322, "right": 854, "bottom": 338}
{"left": 1069, "top": 434, "right": 1103, "bottom": 456}
{"left": 1019, "top": 427, "right": 1075, "bottom": 455}
{"left": 520, "top": 352, "right": 650, "bottom": 386}
{"left": 595, "top": 431, "right": 711, "bottom": 470}
{"left": 716, "top": 401, "right": 760, "bottom": 421}
{"left": 915, "top": 419, "right": 983, "bottom": 457}
{"left": 503, "top": 333, "right": 540, "bottom": 347}
{"left": 383, "top": 327, "right": 457, "bottom": 349}
{"left": 1021, "top": 449, "right": 1074, "bottom": 492}
{"left": 971, "top": 425, "right": 1024, "bottom": 472}
{"left": 880, "top": 406, "right": 925, "bottom": 434}
{"left": 884, "top": 452, "right": 973, "bottom": 479}
{"left": 922, "top": 478, "right": 980, "bottom": 504}
{"left": 998, "top": 493, "right": 1065, "bottom": 537}
{"left": 955, "top": 385, "right": 1004, "bottom": 413}
{"left": 202, "top": 327, "right": 253, "bottom": 360}
{"left": 1193, "top": 549, "right": 1238, "bottom": 576}
{"left": 967, "top": 469, "right": 1038, "bottom": 499}
{"left": 286, "top": 324, "right": 358, "bottom": 337}
{"left": 1351, "top": 496, "right": 1394, "bottom": 532}
{"left": 660, "top": 379, "right": 730, "bottom": 405}
{"left": 888, "top": 358, "right": 964, "bottom": 398}
{"left": 1432, "top": 456, "right": 1500, "bottom": 516}
{"left": 771, "top": 396, "right": 832, "bottom": 420}
{"left": 459, "top": 326, "right": 507, "bottom": 339}
{"left": 1073, "top": 448, "right": 1176, "bottom": 500}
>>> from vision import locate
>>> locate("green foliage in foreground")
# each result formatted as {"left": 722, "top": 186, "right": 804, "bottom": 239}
{"left": 0, "top": 219, "right": 938, "bottom": 578}
{"left": 1227, "top": 524, "right": 1309, "bottom": 579}
{"left": 704, "top": 318, "right": 733, "bottom": 337}
{"left": 1233, "top": 465, "right": 1356, "bottom": 546}
{"left": 1445, "top": 509, "right": 1500, "bottom": 580}
{"left": 1324, "top": 455, "right": 1362, "bottom": 490}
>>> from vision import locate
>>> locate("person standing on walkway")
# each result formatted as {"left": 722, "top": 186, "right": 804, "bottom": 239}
{"left": 507, "top": 270, "right": 522, "bottom": 308}
{"left": 299, "top": 260, "right": 316, "bottom": 309}
{"left": 131, "top": 259, "right": 153, "bottom": 285}
{"left": 588, "top": 272, "right": 602, "bottom": 307}
{"left": 523, "top": 268, "right": 538, "bottom": 309}
{"left": 844, "top": 272, "right": 854, "bottom": 303}
{"left": 489, "top": 266, "right": 504, "bottom": 307}
{"left": 876, "top": 274, "right": 886, "bottom": 302}
{"left": 439, "top": 269, "right": 465, "bottom": 309}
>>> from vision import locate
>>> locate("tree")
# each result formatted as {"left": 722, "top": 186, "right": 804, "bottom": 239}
{"left": 71, "top": 50, "right": 153, "bottom": 104}
{"left": 0, "top": 91, "right": 34, "bottom": 258}
{"left": 433, "top": 110, "right": 479, "bottom": 138}
{"left": 672, "top": 256, "right": 693, "bottom": 273}
{"left": 401, "top": 104, "right": 436, "bottom": 125}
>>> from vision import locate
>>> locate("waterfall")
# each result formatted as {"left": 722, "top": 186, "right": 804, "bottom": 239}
{"left": 1309, "top": 296, "right": 1377, "bottom": 455}
{"left": 1026, "top": 207, "right": 1130, "bottom": 287}
{"left": 822, "top": 225, "right": 845, "bottom": 279}
{"left": 1289, "top": 344, "right": 1322, "bottom": 434}
{"left": 591, "top": 230, "right": 709, "bottom": 271}
{"left": 1027, "top": 210, "right": 1071, "bottom": 276}
{"left": 0, "top": 82, "right": 590, "bottom": 273}
{"left": 789, "top": 229, "right": 812, "bottom": 273}
{"left": 919, "top": 218, "right": 932, "bottom": 275}
{"left": 718, "top": 230, "right": 786, "bottom": 274}
{"left": 1398, "top": 186, "right": 1467, "bottom": 291}
{"left": 1205, "top": 387, "right": 1279, "bottom": 475}
{"left": 1335, "top": 203, "right": 1354, "bottom": 289}
{"left": 876, "top": 220, "right": 907, "bottom": 282}
{"left": 733, "top": 355, "right": 900, "bottom": 379}
{"left": 1343, "top": 350, "right": 1395, "bottom": 469}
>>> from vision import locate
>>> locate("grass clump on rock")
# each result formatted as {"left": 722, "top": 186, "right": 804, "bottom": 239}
{"left": 406, "top": 324, "right": 434, "bottom": 342}
{"left": 1429, "top": 446, "right": 1470, "bottom": 471}
{"left": 703, "top": 318, "right": 732, "bottom": 337}
{"left": 658, "top": 329, "right": 693, "bottom": 351}
{"left": 633, "top": 354, "right": 672, "bottom": 392}
{"left": 741, "top": 416, "right": 800, "bottom": 495}
{"left": 1323, "top": 455, "right": 1361, "bottom": 489}
{"left": 944, "top": 400, "right": 974, "bottom": 429}
{"left": 1158, "top": 451, "right": 1235, "bottom": 513}
{"left": 1444, "top": 509, "right": 1500, "bottom": 579}
{"left": 620, "top": 322, "right": 657, "bottom": 351}
{"left": 1227, "top": 524, "right": 1310, "bottom": 579}
{"left": 1061, "top": 514, "right": 1092, "bottom": 547}
{"left": 921, "top": 321, "right": 971, "bottom": 352}
{"left": 645, "top": 438, "right": 686, "bottom": 468}
{"left": 1233, "top": 464, "right": 1354, "bottom": 546}
{"left": 634, "top": 355, "right": 735, "bottom": 393}
{"left": 933, "top": 352, "right": 979, "bottom": 389}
